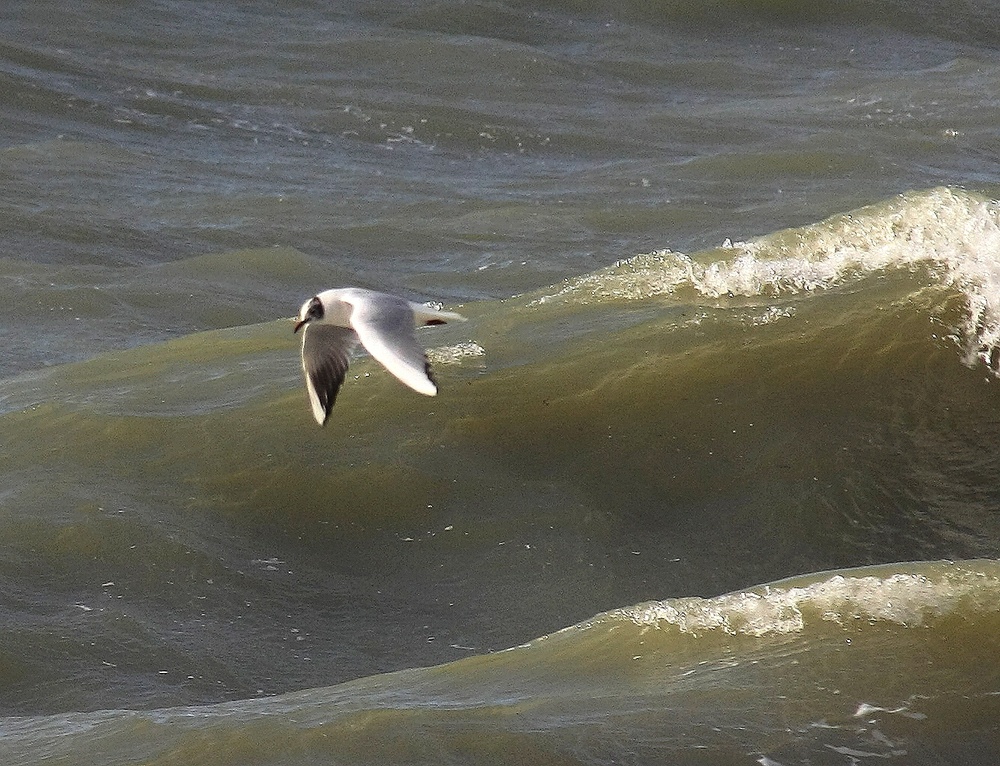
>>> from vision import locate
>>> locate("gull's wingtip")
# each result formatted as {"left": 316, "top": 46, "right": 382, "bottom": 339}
{"left": 413, "top": 380, "right": 438, "bottom": 396}
{"left": 307, "top": 382, "right": 332, "bottom": 426}
{"left": 412, "top": 305, "right": 466, "bottom": 325}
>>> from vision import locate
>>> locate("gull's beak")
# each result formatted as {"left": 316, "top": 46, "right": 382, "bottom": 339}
{"left": 293, "top": 317, "right": 308, "bottom": 334}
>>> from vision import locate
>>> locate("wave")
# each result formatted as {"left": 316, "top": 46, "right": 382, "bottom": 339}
{"left": 3, "top": 188, "right": 1000, "bottom": 737}
{"left": 1, "top": 560, "right": 997, "bottom": 765}
{"left": 619, "top": 559, "right": 999, "bottom": 637}
{"left": 512, "top": 0, "right": 1000, "bottom": 46}
{"left": 534, "top": 187, "right": 1000, "bottom": 370}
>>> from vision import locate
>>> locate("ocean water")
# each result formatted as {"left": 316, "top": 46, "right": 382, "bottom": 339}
{"left": 2, "top": 1, "right": 1000, "bottom": 763}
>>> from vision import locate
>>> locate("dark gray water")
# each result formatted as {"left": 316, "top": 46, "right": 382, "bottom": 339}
{"left": 2, "top": 2, "right": 1000, "bottom": 763}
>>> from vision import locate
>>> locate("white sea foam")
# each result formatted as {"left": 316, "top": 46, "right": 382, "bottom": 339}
{"left": 620, "top": 564, "right": 1000, "bottom": 638}
{"left": 428, "top": 341, "right": 486, "bottom": 365}
{"left": 535, "top": 187, "right": 1000, "bottom": 371}
{"left": 854, "top": 701, "right": 927, "bottom": 720}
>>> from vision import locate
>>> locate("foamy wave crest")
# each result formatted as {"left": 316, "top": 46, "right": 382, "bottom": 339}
{"left": 618, "top": 562, "right": 1000, "bottom": 637}
{"left": 429, "top": 341, "right": 486, "bottom": 365}
{"left": 536, "top": 187, "right": 1000, "bottom": 370}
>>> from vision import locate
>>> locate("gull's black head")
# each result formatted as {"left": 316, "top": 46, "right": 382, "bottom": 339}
{"left": 294, "top": 295, "right": 324, "bottom": 333}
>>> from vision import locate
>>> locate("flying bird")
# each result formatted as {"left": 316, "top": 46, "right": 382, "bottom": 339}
{"left": 293, "top": 287, "right": 465, "bottom": 425}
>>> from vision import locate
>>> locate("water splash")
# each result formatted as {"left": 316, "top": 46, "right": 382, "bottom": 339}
{"left": 535, "top": 187, "right": 1000, "bottom": 371}
{"left": 619, "top": 562, "right": 1000, "bottom": 637}
{"left": 428, "top": 341, "right": 486, "bottom": 365}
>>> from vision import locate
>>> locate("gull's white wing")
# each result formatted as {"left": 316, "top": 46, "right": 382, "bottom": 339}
{"left": 348, "top": 294, "right": 438, "bottom": 396}
{"left": 300, "top": 324, "right": 359, "bottom": 425}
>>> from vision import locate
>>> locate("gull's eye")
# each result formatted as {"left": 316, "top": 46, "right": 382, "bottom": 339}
{"left": 308, "top": 298, "right": 324, "bottom": 320}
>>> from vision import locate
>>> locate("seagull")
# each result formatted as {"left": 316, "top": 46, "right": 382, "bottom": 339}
{"left": 293, "top": 287, "right": 465, "bottom": 425}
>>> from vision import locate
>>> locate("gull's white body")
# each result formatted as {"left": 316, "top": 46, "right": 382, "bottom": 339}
{"left": 294, "top": 287, "right": 465, "bottom": 425}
